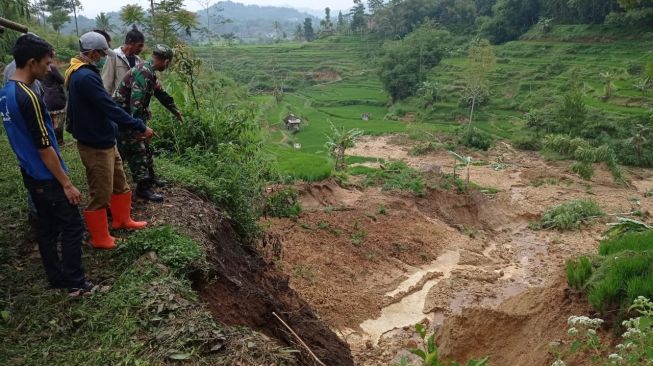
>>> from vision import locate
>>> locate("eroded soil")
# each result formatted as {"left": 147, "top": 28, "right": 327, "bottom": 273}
{"left": 264, "top": 135, "right": 653, "bottom": 365}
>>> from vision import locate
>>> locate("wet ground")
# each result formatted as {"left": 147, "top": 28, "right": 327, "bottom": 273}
{"left": 264, "top": 135, "right": 653, "bottom": 365}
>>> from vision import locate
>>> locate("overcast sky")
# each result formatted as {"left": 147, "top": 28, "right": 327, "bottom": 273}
{"left": 78, "top": 0, "right": 354, "bottom": 17}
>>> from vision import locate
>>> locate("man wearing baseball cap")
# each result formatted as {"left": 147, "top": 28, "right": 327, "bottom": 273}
{"left": 65, "top": 31, "right": 153, "bottom": 250}
{"left": 113, "top": 44, "right": 183, "bottom": 202}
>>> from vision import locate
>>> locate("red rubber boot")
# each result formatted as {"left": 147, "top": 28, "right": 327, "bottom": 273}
{"left": 83, "top": 209, "right": 116, "bottom": 249}
{"left": 110, "top": 192, "right": 148, "bottom": 230}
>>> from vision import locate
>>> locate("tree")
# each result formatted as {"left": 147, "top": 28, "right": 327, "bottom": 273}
{"left": 368, "top": 0, "right": 385, "bottom": 15}
{"left": 303, "top": 17, "right": 315, "bottom": 41}
{"left": 337, "top": 10, "right": 346, "bottom": 30}
{"left": 325, "top": 122, "right": 363, "bottom": 171}
{"left": 320, "top": 7, "right": 334, "bottom": 36}
{"left": 350, "top": 0, "right": 367, "bottom": 33}
{"left": 95, "top": 12, "right": 114, "bottom": 32}
{"left": 120, "top": 4, "right": 146, "bottom": 28}
{"left": 461, "top": 39, "right": 496, "bottom": 128}
{"left": 1, "top": 0, "right": 29, "bottom": 63}
{"left": 47, "top": 9, "right": 70, "bottom": 35}
{"left": 379, "top": 22, "right": 451, "bottom": 102}
{"left": 221, "top": 32, "right": 237, "bottom": 46}
{"left": 68, "top": 0, "right": 82, "bottom": 36}
{"left": 273, "top": 20, "right": 282, "bottom": 40}
{"left": 152, "top": 0, "right": 199, "bottom": 44}
{"left": 294, "top": 24, "right": 304, "bottom": 41}
{"left": 480, "top": 0, "right": 541, "bottom": 43}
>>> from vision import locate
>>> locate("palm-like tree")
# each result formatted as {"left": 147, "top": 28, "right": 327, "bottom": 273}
{"left": 95, "top": 12, "right": 114, "bottom": 32}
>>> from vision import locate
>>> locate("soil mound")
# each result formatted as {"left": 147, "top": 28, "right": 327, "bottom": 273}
{"left": 437, "top": 275, "right": 592, "bottom": 365}
{"left": 417, "top": 189, "right": 518, "bottom": 231}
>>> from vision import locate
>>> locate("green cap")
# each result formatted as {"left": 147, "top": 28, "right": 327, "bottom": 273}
{"left": 152, "top": 44, "right": 173, "bottom": 59}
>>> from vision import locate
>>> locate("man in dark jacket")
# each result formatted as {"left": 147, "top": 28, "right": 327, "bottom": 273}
{"left": 66, "top": 31, "right": 153, "bottom": 250}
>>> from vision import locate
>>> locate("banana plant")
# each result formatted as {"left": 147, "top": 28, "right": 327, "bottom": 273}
{"left": 448, "top": 151, "right": 473, "bottom": 188}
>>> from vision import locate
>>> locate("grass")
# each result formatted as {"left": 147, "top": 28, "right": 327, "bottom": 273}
{"left": 531, "top": 199, "right": 604, "bottom": 231}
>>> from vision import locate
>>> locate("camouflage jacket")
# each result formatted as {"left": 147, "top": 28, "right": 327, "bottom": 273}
{"left": 113, "top": 60, "right": 178, "bottom": 122}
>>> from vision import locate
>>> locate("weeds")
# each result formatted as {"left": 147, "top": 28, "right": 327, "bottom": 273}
{"left": 566, "top": 256, "right": 593, "bottom": 290}
{"left": 265, "top": 187, "right": 302, "bottom": 218}
{"left": 398, "top": 323, "right": 488, "bottom": 366}
{"left": 531, "top": 199, "right": 604, "bottom": 231}
{"left": 362, "top": 161, "right": 426, "bottom": 196}
{"left": 119, "top": 225, "right": 207, "bottom": 275}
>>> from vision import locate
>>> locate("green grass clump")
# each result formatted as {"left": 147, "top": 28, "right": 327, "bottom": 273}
{"left": 587, "top": 251, "right": 653, "bottom": 312}
{"left": 566, "top": 256, "right": 593, "bottom": 290}
{"left": 531, "top": 199, "right": 604, "bottom": 231}
{"left": 119, "top": 225, "right": 207, "bottom": 275}
{"left": 361, "top": 161, "right": 426, "bottom": 196}
{"left": 265, "top": 187, "right": 302, "bottom": 218}
{"left": 599, "top": 230, "right": 653, "bottom": 256}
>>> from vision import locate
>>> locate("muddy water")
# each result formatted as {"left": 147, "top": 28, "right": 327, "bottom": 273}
{"left": 360, "top": 250, "right": 461, "bottom": 343}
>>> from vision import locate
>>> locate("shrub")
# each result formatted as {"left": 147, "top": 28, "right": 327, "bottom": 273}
{"left": 362, "top": 161, "right": 425, "bottom": 196}
{"left": 265, "top": 187, "right": 302, "bottom": 218}
{"left": 512, "top": 134, "right": 542, "bottom": 151}
{"left": 531, "top": 199, "right": 604, "bottom": 231}
{"left": 458, "top": 127, "right": 493, "bottom": 151}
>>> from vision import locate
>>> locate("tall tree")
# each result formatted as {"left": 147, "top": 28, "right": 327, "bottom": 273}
{"left": 461, "top": 39, "right": 496, "bottom": 127}
{"left": 120, "top": 4, "right": 146, "bottom": 28}
{"left": 350, "top": 0, "right": 367, "bottom": 33}
{"left": 68, "top": 0, "right": 82, "bottom": 36}
{"left": 368, "top": 0, "right": 385, "bottom": 14}
{"left": 95, "top": 12, "right": 114, "bottom": 32}
{"left": 303, "top": 17, "right": 315, "bottom": 41}
{"left": 320, "top": 7, "right": 334, "bottom": 36}
{"left": 294, "top": 24, "right": 304, "bottom": 40}
{"left": 337, "top": 10, "right": 345, "bottom": 29}
{"left": 152, "top": 0, "right": 199, "bottom": 43}
{"left": 273, "top": 20, "right": 282, "bottom": 40}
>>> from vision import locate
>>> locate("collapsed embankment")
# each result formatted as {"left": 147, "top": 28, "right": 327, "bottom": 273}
{"left": 148, "top": 187, "right": 354, "bottom": 366}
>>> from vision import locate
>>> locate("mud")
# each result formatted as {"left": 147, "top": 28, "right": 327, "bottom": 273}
{"left": 142, "top": 187, "right": 355, "bottom": 366}
{"left": 264, "top": 135, "right": 653, "bottom": 366}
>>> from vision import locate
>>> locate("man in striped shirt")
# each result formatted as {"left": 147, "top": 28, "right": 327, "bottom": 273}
{"left": 1, "top": 34, "right": 95, "bottom": 296}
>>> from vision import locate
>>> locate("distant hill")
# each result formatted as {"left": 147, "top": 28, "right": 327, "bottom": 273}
{"left": 59, "top": 1, "right": 320, "bottom": 42}
{"left": 198, "top": 1, "right": 321, "bottom": 41}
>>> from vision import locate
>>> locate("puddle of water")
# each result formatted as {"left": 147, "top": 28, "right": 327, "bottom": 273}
{"left": 385, "top": 250, "right": 460, "bottom": 297}
{"left": 360, "top": 250, "right": 460, "bottom": 343}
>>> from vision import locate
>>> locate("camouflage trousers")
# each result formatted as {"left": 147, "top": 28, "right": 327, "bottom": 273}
{"left": 117, "top": 127, "right": 154, "bottom": 183}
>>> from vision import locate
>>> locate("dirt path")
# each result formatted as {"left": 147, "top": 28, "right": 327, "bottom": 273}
{"left": 264, "top": 135, "right": 653, "bottom": 365}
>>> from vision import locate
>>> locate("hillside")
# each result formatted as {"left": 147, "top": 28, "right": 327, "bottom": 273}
{"left": 199, "top": 27, "right": 653, "bottom": 180}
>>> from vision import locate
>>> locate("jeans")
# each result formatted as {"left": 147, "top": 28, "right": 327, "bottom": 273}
{"left": 22, "top": 172, "right": 86, "bottom": 289}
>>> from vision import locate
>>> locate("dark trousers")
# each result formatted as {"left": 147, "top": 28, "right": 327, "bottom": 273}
{"left": 22, "top": 172, "right": 86, "bottom": 289}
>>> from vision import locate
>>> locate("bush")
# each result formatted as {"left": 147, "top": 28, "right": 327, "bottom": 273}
{"left": 458, "top": 127, "right": 493, "bottom": 150}
{"left": 362, "top": 161, "right": 425, "bottom": 196}
{"left": 531, "top": 199, "right": 604, "bottom": 231}
{"left": 264, "top": 187, "right": 302, "bottom": 218}
{"left": 512, "top": 134, "right": 542, "bottom": 151}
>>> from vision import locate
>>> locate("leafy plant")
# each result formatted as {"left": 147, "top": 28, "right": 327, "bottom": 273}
{"left": 531, "top": 199, "right": 604, "bottom": 231}
{"left": 324, "top": 121, "right": 363, "bottom": 171}
{"left": 399, "top": 323, "right": 488, "bottom": 366}
{"left": 552, "top": 297, "right": 653, "bottom": 366}
{"left": 265, "top": 187, "right": 302, "bottom": 218}
{"left": 448, "top": 151, "right": 473, "bottom": 189}
{"left": 458, "top": 127, "right": 493, "bottom": 151}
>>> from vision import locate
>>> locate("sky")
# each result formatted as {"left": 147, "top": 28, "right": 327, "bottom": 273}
{"left": 78, "top": 0, "right": 354, "bottom": 17}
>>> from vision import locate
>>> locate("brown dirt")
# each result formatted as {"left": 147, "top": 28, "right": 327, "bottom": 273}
{"left": 262, "top": 135, "right": 653, "bottom": 365}
{"left": 138, "top": 187, "right": 354, "bottom": 366}
{"left": 437, "top": 275, "right": 593, "bottom": 366}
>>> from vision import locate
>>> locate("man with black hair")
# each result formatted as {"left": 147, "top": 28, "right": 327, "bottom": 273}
{"left": 66, "top": 31, "right": 153, "bottom": 250}
{"left": 102, "top": 27, "right": 144, "bottom": 95}
{"left": 1, "top": 34, "right": 94, "bottom": 296}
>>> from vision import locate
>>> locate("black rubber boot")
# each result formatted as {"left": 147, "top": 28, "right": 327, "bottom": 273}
{"left": 136, "top": 180, "right": 164, "bottom": 202}
{"left": 148, "top": 167, "right": 167, "bottom": 187}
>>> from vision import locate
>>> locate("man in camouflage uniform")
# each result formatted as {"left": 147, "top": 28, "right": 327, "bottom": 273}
{"left": 113, "top": 44, "right": 183, "bottom": 202}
